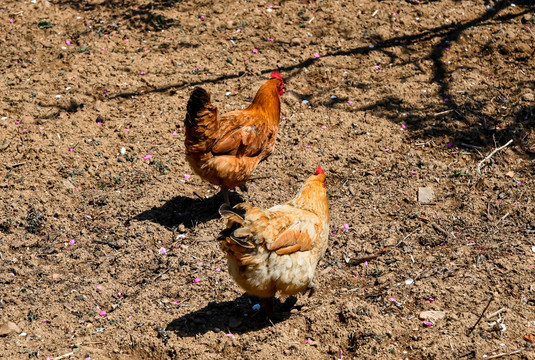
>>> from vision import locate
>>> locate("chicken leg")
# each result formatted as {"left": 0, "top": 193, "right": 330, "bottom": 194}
{"left": 306, "top": 281, "right": 316, "bottom": 298}
{"left": 222, "top": 187, "right": 230, "bottom": 206}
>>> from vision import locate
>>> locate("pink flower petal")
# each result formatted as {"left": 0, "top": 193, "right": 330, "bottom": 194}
{"left": 313, "top": 52, "right": 320, "bottom": 58}
{"left": 423, "top": 320, "right": 433, "bottom": 327}
{"left": 428, "top": 298, "right": 434, "bottom": 302}
{"left": 321, "top": 125, "right": 327, "bottom": 129}
{"left": 389, "top": 297, "right": 396, "bottom": 302}
{"left": 374, "top": 65, "right": 380, "bottom": 70}
{"left": 401, "top": 124, "right": 406, "bottom": 129}
{"left": 226, "top": 333, "right": 234, "bottom": 337}
{"left": 347, "top": 100, "right": 353, "bottom": 104}
{"left": 193, "top": 278, "right": 201, "bottom": 283}
{"left": 184, "top": 174, "right": 191, "bottom": 179}
{"left": 143, "top": 154, "right": 153, "bottom": 160}
{"left": 343, "top": 224, "right": 349, "bottom": 230}
{"left": 305, "top": 339, "right": 313, "bottom": 343}
{"left": 66, "top": 40, "right": 71, "bottom": 45}
{"left": 215, "top": 268, "right": 221, "bottom": 272}
{"left": 99, "top": 311, "right": 107, "bottom": 316}
{"left": 159, "top": 247, "right": 166, "bottom": 254}
{"left": 96, "top": 285, "right": 102, "bottom": 290}
{"left": 253, "top": 48, "right": 258, "bottom": 53}
{"left": 68, "top": 240, "right": 75, "bottom": 245}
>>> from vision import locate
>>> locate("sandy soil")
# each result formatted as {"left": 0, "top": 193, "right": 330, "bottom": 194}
{"left": 1, "top": 0, "right": 534, "bottom": 359}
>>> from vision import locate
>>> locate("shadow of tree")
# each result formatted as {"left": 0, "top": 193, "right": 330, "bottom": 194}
{"left": 166, "top": 294, "right": 297, "bottom": 337}
{"left": 134, "top": 191, "right": 243, "bottom": 229}
{"left": 52, "top": 0, "right": 186, "bottom": 30}
{"left": 52, "top": 0, "right": 534, "bottom": 154}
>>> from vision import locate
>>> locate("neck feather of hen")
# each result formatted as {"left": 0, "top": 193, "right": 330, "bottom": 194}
{"left": 247, "top": 81, "right": 281, "bottom": 121}
{"left": 289, "top": 180, "right": 329, "bottom": 218}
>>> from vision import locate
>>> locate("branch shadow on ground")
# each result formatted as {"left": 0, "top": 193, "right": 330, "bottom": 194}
{"left": 52, "top": 0, "right": 187, "bottom": 30}
{"left": 166, "top": 294, "right": 297, "bottom": 337}
{"left": 133, "top": 191, "right": 243, "bottom": 229}
{"left": 52, "top": 0, "right": 534, "bottom": 154}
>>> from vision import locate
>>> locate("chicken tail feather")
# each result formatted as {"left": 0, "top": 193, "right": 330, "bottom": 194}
{"left": 228, "top": 233, "right": 255, "bottom": 249}
{"left": 219, "top": 203, "right": 246, "bottom": 224}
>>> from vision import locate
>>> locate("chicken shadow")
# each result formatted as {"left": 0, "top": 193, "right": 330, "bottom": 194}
{"left": 165, "top": 294, "right": 297, "bottom": 337}
{"left": 133, "top": 191, "right": 244, "bottom": 229}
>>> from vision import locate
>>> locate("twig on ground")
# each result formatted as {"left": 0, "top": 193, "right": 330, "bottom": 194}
{"left": 485, "top": 347, "right": 528, "bottom": 359}
{"left": 6, "top": 162, "right": 26, "bottom": 169}
{"left": 477, "top": 139, "right": 513, "bottom": 175}
{"left": 53, "top": 351, "right": 76, "bottom": 360}
{"left": 467, "top": 295, "right": 494, "bottom": 335}
{"left": 434, "top": 109, "right": 453, "bottom": 117}
{"left": 486, "top": 307, "right": 507, "bottom": 319}
{"left": 461, "top": 143, "right": 483, "bottom": 150}
{"left": 192, "top": 192, "right": 205, "bottom": 201}
{"left": 350, "top": 248, "right": 388, "bottom": 264}
{"left": 397, "top": 229, "right": 418, "bottom": 246}
{"left": 432, "top": 223, "right": 449, "bottom": 238}
{"left": 91, "top": 239, "right": 122, "bottom": 249}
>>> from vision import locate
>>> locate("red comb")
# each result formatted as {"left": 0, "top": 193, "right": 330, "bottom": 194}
{"left": 270, "top": 71, "right": 283, "bottom": 81}
{"left": 315, "top": 165, "right": 324, "bottom": 175}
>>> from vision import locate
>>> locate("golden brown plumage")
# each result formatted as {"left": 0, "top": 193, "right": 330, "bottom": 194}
{"left": 184, "top": 72, "right": 285, "bottom": 204}
{"left": 219, "top": 166, "right": 329, "bottom": 298}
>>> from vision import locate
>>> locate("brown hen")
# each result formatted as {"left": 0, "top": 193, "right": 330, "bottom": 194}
{"left": 184, "top": 72, "right": 284, "bottom": 205}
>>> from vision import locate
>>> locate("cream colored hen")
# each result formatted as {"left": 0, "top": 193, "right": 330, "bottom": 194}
{"left": 219, "top": 166, "right": 329, "bottom": 299}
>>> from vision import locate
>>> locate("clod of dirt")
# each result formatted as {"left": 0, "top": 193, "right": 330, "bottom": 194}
{"left": 418, "top": 187, "right": 435, "bottom": 204}
{"left": 419, "top": 311, "right": 446, "bottom": 322}
{"left": 0, "top": 139, "right": 9, "bottom": 151}
{"left": 0, "top": 322, "right": 21, "bottom": 336}
{"left": 62, "top": 180, "right": 75, "bottom": 190}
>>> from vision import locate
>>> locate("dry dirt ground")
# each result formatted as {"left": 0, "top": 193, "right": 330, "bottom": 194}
{"left": 1, "top": 0, "right": 535, "bottom": 359}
